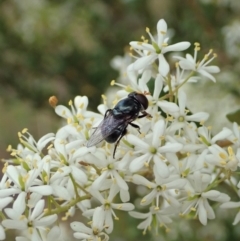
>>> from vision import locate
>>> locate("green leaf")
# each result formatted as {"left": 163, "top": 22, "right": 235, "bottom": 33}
{"left": 226, "top": 109, "right": 240, "bottom": 124}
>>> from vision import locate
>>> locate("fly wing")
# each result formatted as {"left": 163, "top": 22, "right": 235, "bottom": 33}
{"left": 86, "top": 113, "right": 127, "bottom": 147}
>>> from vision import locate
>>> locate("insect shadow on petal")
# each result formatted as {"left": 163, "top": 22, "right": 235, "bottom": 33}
{"left": 86, "top": 92, "right": 152, "bottom": 158}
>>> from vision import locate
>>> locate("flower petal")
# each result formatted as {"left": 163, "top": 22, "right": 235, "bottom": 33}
{"left": 158, "top": 54, "right": 169, "bottom": 76}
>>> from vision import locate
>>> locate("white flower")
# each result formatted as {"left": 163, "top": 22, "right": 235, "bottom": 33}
{"left": 15, "top": 226, "right": 61, "bottom": 241}
{"left": 55, "top": 95, "right": 89, "bottom": 121}
{"left": 158, "top": 91, "right": 209, "bottom": 132}
{"left": 129, "top": 19, "right": 190, "bottom": 76}
{"left": 225, "top": 122, "right": 240, "bottom": 147}
{"left": 166, "top": 152, "right": 209, "bottom": 192}
{"left": 198, "top": 125, "right": 232, "bottom": 146}
{"left": 9, "top": 129, "right": 55, "bottom": 157}
{"left": 132, "top": 171, "right": 186, "bottom": 208}
{"left": 181, "top": 172, "right": 230, "bottom": 225}
{"left": 206, "top": 145, "right": 240, "bottom": 171}
{"left": 174, "top": 42, "right": 220, "bottom": 82}
{"left": 90, "top": 150, "right": 128, "bottom": 191}
{"left": 2, "top": 194, "right": 57, "bottom": 240}
{"left": 0, "top": 163, "right": 53, "bottom": 199}
{"left": 129, "top": 206, "right": 175, "bottom": 234}
{"left": 127, "top": 119, "right": 183, "bottom": 178}
{"left": 163, "top": 62, "right": 199, "bottom": 92}
{"left": 71, "top": 207, "right": 109, "bottom": 241}
{"left": 84, "top": 188, "right": 134, "bottom": 234}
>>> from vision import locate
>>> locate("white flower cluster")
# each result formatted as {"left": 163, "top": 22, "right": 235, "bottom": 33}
{"left": 1, "top": 19, "right": 239, "bottom": 240}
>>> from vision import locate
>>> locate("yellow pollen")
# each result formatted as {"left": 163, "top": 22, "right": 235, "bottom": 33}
{"left": 68, "top": 100, "right": 73, "bottom": 106}
{"left": 160, "top": 30, "right": 166, "bottom": 35}
{"left": 110, "top": 80, "right": 115, "bottom": 86}
{"left": 220, "top": 160, "right": 226, "bottom": 165}
{"left": 22, "top": 175, "right": 28, "bottom": 183}
{"left": 117, "top": 204, "right": 123, "bottom": 209}
{"left": 144, "top": 162, "right": 149, "bottom": 167}
{"left": 141, "top": 198, "right": 146, "bottom": 203}
{"left": 18, "top": 132, "right": 22, "bottom": 138}
{"left": 204, "top": 54, "right": 209, "bottom": 60}
{"left": 213, "top": 53, "right": 217, "bottom": 57}
{"left": 167, "top": 115, "right": 173, "bottom": 121}
{"left": 101, "top": 94, "right": 107, "bottom": 100}
{"left": 20, "top": 215, "right": 26, "bottom": 220}
{"left": 175, "top": 62, "right": 179, "bottom": 68}
{"left": 219, "top": 152, "right": 227, "bottom": 159}
{"left": 22, "top": 128, "right": 28, "bottom": 133}
{"left": 187, "top": 190, "right": 192, "bottom": 196}
{"left": 162, "top": 43, "right": 168, "bottom": 47}
{"left": 191, "top": 207, "right": 196, "bottom": 211}
{"left": 112, "top": 98, "right": 118, "bottom": 106}
{"left": 33, "top": 161, "right": 38, "bottom": 169}
{"left": 6, "top": 180, "right": 10, "bottom": 187}
{"left": 10, "top": 151, "right": 17, "bottom": 157}
{"left": 194, "top": 42, "right": 200, "bottom": 46}
{"left": 228, "top": 146, "right": 234, "bottom": 156}
{"left": 6, "top": 145, "right": 12, "bottom": 152}
{"left": 79, "top": 103, "right": 84, "bottom": 109}
{"left": 2, "top": 162, "right": 8, "bottom": 173}
{"left": 61, "top": 110, "right": 66, "bottom": 117}
{"left": 77, "top": 114, "right": 84, "bottom": 120}
{"left": 146, "top": 27, "right": 150, "bottom": 33}
{"left": 204, "top": 162, "right": 208, "bottom": 168}
{"left": 47, "top": 144, "right": 53, "bottom": 150}
{"left": 67, "top": 118, "right": 72, "bottom": 124}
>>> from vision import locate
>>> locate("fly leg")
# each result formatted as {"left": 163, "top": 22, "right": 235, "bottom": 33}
{"left": 104, "top": 109, "right": 112, "bottom": 118}
{"left": 129, "top": 122, "right": 141, "bottom": 134}
{"left": 113, "top": 128, "right": 127, "bottom": 159}
{"left": 138, "top": 110, "right": 152, "bottom": 119}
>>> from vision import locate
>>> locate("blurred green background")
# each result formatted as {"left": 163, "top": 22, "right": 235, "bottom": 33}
{"left": 1, "top": 0, "right": 240, "bottom": 240}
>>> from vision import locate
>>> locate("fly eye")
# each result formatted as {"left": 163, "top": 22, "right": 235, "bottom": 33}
{"left": 135, "top": 93, "right": 149, "bottom": 110}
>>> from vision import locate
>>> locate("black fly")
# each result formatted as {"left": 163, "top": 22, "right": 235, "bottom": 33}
{"left": 86, "top": 92, "right": 152, "bottom": 158}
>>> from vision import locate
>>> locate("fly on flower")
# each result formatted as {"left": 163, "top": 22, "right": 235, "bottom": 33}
{"left": 87, "top": 92, "right": 152, "bottom": 158}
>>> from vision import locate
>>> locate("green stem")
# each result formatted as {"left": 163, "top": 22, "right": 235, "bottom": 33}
{"left": 159, "top": 70, "right": 195, "bottom": 101}
{"left": 43, "top": 194, "right": 91, "bottom": 216}
{"left": 69, "top": 173, "right": 80, "bottom": 198}
{"left": 205, "top": 168, "right": 226, "bottom": 191}
{"left": 76, "top": 183, "right": 90, "bottom": 195}
{"left": 229, "top": 178, "right": 239, "bottom": 195}
{"left": 166, "top": 76, "right": 173, "bottom": 102}
{"left": 0, "top": 211, "right": 6, "bottom": 220}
